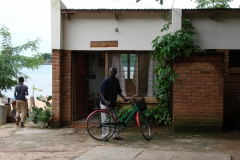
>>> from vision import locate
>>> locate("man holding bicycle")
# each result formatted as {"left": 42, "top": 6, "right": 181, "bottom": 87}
{"left": 99, "top": 67, "right": 128, "bottom": 140}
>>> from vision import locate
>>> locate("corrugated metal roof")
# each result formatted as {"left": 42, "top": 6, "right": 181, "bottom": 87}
{"left": 61, "top": 8, "right": 171, "bottom": 14}
{"left": 183, "top": 8, "right": 240, "bottom": 10}
{"left": 62, "top": 8, "right": 240, "bottom": 11}
{"left": 61, "top": 8, "right": 240, "bottom": 14}
{"left": 62, "top": 8, "right": 170, "bottom": 11}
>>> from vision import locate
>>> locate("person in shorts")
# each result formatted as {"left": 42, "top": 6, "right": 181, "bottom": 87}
{"left": 14, "top": 77, "right": 28, "bottom": 128}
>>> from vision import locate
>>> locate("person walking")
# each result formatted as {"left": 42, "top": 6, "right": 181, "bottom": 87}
{"left": 99, "top": 67, "right": 128, "bottom": 140}
{"left": 14, "top": 77, "right": 29, "bottom": 128}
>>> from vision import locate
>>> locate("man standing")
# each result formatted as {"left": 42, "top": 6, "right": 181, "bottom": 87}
{"left": 99, "top": 67, "right": 128, "bottom": 140}
{"left": 14, "top": 77, "right": 28, "bottom": 128}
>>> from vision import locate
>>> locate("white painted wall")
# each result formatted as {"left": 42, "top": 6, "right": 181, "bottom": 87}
{"left": 172, "top": 9, "right": 182, "bottom": 32}
{"left": 51, "top": 0, "right": 62, "bottom": 49}
{"left": 51, "top": 1, "right": 240, "bottom": 50}
{"left": 62, "top": 13, "right": 168, "bottom": 51}
{"left": 185, "top": 12, "right": 240, "bottom": 49}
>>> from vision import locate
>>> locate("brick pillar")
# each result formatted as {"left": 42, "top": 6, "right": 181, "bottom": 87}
{"left": 51, "top": 50, "right": 72, "bottom": 126}
{"left": 173, "top": 53, "right": 224, "bottom": 132}
{"left": 51, "top": 49, "right": 62, "bottom": 124}
{"left": 61, "top": 50, "right": 72, "bottom": 123}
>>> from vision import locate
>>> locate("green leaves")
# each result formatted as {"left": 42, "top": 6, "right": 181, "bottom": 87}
{"left": 151, "top": 18, "right": 200, "bottom": 125}
{"left": 143, "top": 107, "right": 171, "bottom": 125}
{"left": 0, "top": 24, "right": 44, "bottom": 91}
{"left": 27, "top": 95, "right": 52, "bottom": 128}
{"left": 195, "top": 0, "right": 232, "bottom": 9}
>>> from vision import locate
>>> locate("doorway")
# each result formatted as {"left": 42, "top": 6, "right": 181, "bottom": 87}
{"left": 72, "top": 51, "right": 89, "bottom": 120}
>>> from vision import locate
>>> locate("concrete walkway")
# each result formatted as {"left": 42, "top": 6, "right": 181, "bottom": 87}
{"left": 75, "top": 146, "right": 231, "bottom": 160}
{"left": 1, "top": 123, "right": 238, "bottom": 160}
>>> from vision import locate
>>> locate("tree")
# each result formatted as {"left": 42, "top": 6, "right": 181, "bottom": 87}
{"left": 136, "top": 0, "right": 233, "bottom": 8}
{"left": 42, "top": 53, "right": 52, "bottom": 61}
{"left": 0, "top": 25, "right": 44, "bottom": 92}
{"left": 195, "top": 0, "right": 233, "bottom": 8}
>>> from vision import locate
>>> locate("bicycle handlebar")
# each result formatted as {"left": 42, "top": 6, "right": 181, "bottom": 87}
{"left": 126, "top": 93, "right": 144, "bottom": 103}
{"left": 133, "top": 93, "right": 144, "bottom": 98}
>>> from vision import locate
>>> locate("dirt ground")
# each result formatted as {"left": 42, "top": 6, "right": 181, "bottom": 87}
{"left": 0, "top": 122, "right": 240, "bottom": 160}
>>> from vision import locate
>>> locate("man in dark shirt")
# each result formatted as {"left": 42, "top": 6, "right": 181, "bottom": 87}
{"left": 14, "top": 77, "right": 28, "bottom": 128}
{"left": 99, "top": 67, "right": 128, "bottom": 140}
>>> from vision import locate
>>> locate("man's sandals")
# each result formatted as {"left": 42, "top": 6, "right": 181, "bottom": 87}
{"left": 113, "top": 136, "right": 124, "bottom": 140}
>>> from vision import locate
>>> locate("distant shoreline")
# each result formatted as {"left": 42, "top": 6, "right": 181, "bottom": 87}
{"left": 42, "top": 59, "right": 52, "bottom": 65}
{"left": 2, "top": 65, "right": 52, "bottom": 98}
{"left": 42, "top": 63, "right": 52, "bottom": 65}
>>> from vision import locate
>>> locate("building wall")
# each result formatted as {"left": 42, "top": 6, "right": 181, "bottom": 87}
{"left": 51, "top": 5, "right": 240, "bottom": 52}
{"left": 62, "top": 12, "right": 168, "bottom": 51}
{"left": 184, "top": 12, "right": 240, "bottom": 49}
{"left": 173, "top": 53, "right": 224, "bottom": 131}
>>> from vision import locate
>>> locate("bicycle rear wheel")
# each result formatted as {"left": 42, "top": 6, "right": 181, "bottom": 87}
{"left": 137, "top": 112, "right": 151, "bottom": 141}
{"left": 86, "top": 110, "right": 116, "bottom": 141}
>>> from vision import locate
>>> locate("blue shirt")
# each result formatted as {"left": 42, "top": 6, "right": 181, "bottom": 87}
{"left": 99, "top": 77, "right": 122, "bottom": 106}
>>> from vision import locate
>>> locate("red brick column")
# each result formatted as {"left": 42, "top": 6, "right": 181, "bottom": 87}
{"left": 173, "top": 53, "right": 224, "bottom": 131}
{"left": 61, "top": 50, "right": 72, "bottom": 123}
{"left": 51, "top": 50, "right": 72, "bottom": 126}
{"left": 52, "top": 49, "right": 62, "bottom": 124}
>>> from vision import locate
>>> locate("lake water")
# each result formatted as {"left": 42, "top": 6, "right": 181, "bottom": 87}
{"left": 2, "top": 65, "right": 52, "bottom": 99}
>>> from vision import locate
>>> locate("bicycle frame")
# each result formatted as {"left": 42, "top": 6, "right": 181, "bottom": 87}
{"left": 101, "top": 103, "right": 140, "bottom": 129}
{"left": 117, "top": 104, "right": 139, "bottom": 124}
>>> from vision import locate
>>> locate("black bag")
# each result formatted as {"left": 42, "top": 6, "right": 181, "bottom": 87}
{"left": 136, "top": 98, "right": 147, "bottom": 111}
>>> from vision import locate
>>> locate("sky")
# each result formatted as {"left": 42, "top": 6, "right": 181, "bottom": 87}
{"left": 0, "top": 0, "right": 239, "bottom": 56}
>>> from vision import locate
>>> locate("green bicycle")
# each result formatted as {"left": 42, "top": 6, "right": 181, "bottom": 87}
{"left": 86, "top": 93, "right": 151, "bottom": 141}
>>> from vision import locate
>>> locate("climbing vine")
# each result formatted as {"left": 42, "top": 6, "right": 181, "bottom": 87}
{"left": 150, "top": 18, "right": 200, "bottom": 124}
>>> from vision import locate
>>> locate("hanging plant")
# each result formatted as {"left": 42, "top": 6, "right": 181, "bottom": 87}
{"left": 150, "top": 18, "right": 200, "bottom": 124}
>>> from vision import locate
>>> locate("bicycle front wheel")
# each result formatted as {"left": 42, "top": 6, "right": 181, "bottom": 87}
{"left": 137, "top": 112, "right": 151, "bottom": 141}
{"left": 86, "top": 110, "right": 116, "bottom": 141}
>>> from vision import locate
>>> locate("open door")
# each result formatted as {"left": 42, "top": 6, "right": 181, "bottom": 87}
{"left": 72, "top": 51, "right": 89, "bottom": 120}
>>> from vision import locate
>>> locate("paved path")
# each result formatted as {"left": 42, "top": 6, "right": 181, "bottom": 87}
{"left": 0, "top": 123, "right": 239, "bottom": 160}
{"left": 75, "top": 146, "right": 231, "bottom": 160}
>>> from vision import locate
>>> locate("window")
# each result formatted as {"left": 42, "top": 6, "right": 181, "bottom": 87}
{"left": 121, "top": 54, "right": 136, "bottom": 79}
{"left": 108, "top": 52, "right": 155, "bottom": 97}
{"left": 229, "top": 50, "right": 240, "bottom": 68}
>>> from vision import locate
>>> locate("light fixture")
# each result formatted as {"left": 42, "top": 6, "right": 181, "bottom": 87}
{"left": 114, "top": 28, "right": 118, "bottom": 32}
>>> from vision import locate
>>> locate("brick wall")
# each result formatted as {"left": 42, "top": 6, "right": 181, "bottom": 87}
{"left": 52, "top": 50, "right": 72, "bottom": 124}
{"left": 224, "top": 51, "right": 240, "bottom": 129}
{"left": 173, "top": 53, "right": 224, "bottom": 132}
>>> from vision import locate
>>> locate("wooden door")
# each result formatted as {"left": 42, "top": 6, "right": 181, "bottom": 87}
{"left": 72, "top": 52, "right": 89, "bottom": 120}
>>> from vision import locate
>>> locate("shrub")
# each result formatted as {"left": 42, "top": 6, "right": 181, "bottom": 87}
{"left": 27, "top": 95, "right": 52, "bottom": 128}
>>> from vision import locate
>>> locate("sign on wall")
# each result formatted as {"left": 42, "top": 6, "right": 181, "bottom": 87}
{"left": 90, "top": 41, "right": 118, "bottom": 47}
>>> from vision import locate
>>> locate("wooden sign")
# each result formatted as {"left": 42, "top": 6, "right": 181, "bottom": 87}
{"left": 90, "top": 41, "right": 118, "bottom": 47}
